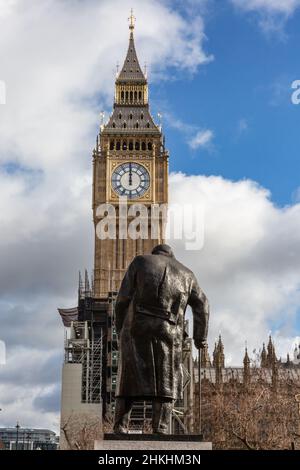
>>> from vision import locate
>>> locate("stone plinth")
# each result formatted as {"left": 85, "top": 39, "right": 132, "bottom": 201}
{"left": 95, "top": 434, "right": 212, "bottom": 450}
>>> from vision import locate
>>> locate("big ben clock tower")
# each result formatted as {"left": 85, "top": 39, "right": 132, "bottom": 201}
{"left": 93, "top": 12, "right": 168, "bottom": 298}
{"left": 59, "top": 15, "right": 182, "bottom": 446}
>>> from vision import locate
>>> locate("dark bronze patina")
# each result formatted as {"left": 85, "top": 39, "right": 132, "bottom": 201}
{"left": 113, "top": 244, "right": 209, "bottom": 434}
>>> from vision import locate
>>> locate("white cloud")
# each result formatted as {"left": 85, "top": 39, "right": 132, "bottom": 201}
{"left": 231, "top": 0, "right": 300, "bottom": 15}
{"left": 0, "top": 80, "right": 5, "bottom": 104}
{"left": 231, "top": 0, "right": 300, "bottom": 33}
{"left": 0, "top": 348, "right": 62, "bottom": 431}
{"left": 168, "top": 173, "right": 300, "bottom": 366}
{"left": 163, "top": 113, "right": 214, "bottom": 150}
{"left": 0, "top": 0, "right": 17, "bottom": 19}
{"left": 189, "top": 129, "right": 214, "bottom": 149}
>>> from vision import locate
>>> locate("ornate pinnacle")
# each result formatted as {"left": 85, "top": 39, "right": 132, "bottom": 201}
{"left": 128, "top": 8, "right": 136, "bottom": 32}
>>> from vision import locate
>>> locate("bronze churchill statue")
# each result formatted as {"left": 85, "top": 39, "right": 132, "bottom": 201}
{"left": 113, "top": 244, "right": 209, "bottom": 434}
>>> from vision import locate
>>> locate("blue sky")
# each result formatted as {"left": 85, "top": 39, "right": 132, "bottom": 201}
{"left": 149, "top": 2, "right": 300, "bottom": 206}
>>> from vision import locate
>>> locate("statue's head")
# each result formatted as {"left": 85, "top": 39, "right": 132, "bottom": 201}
{"left": 151, "top": 244, "right": 174, "bottom": 257}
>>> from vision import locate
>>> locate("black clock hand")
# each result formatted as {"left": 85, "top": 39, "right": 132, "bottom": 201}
{"left": 129, "top": 163, "right": 132, "bottom": 186}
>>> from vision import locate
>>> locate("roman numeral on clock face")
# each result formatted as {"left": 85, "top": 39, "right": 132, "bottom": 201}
{"left": 111, "top": 162, "right": 150, "bottom": 199}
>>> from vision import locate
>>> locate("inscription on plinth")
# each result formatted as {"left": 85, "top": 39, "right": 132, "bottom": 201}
{"left": 95, "top": 434, "right": 212, "bottom": 451}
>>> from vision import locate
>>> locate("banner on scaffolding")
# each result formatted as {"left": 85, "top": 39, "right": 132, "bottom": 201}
{"left": 58, "top": 307, "right": 79, "bottom": 327}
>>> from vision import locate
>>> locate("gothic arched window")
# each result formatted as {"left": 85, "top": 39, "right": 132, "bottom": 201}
{"left": 141, "top": 142, "right": 146, "bottom": 151}
{"left": 116, "top": 141, "right": 121, "bottom": 150}
{"left": 123, "top": 141, "right": 127, "bottom": 150}
{"left": 148, "top": 142, "right": 152, "bottom": 151}
{"left": 123, "top": 122, "right": 127, "bottom": 128}
{"left": 110, "top": 140, "right": 114, "bottom": 151}
{"left": 146, "top": 122, "right": 150, "bottom": 128}
{"left": 112, "top": 122, "right": 116, "bottom": 128}
{"left": 129, "top": 141, "right": 133, "bottom": 151}
{"left": 121, "top": 91, "right": 124, "bottom": 100}
{"left": 135, "top": 141, "right": 140, "bottom": 151}
{"left": 135, "top": 122, "right": 139, "bottom": 129}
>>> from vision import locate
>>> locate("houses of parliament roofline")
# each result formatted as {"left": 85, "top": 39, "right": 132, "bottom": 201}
{"left": 198, "top": 335, "right": 300, "bottom": 371}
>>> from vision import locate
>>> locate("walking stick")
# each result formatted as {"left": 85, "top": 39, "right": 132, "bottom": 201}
{"left": 198, "top": 348, "right": 202, "bottom": 437}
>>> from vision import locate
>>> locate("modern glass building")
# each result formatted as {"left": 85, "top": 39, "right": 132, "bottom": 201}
{"left": 0, "top": 427, "right": 58, "bottom": 450}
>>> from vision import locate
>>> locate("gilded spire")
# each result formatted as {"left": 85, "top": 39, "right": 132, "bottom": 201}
{"left": 128, "top": 8, "right": 136, "bottom": 32}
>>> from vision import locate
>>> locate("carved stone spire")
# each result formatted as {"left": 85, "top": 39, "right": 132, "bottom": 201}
{"left": 201, "top": 343, "right": 212, "bottom": 368}
{"left": 261, "top": 343, "right": 267, "bottom": 368}
{"left": 272, "top": 354, "right": 278, "bottom": 392}
{"left": 243, "top": 347, "right": 251, "bottom": 388}
{"left": 217, "top": 335, "right": 225, "bottom": 368}
{"left": 104, "top": 12, "right": 159, "bottom": 134}
{"left": 213, "top": 336, "right": 224, "bottom": 387}
{"left": 116, "top": 10, "right": 146, "bottom": 84}
{"left": 212, "top": 336, "right": 225, "bottom": 368}
{"left": 212, "top": 342, "right": 217, "bottom": 367}
{"left": 267, "top": 335, "right": 277, "bottom": 368}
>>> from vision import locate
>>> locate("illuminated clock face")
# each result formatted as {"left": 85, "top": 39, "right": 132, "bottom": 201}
{"left": 111, "top": 162, "right": 150, "bottom": 199}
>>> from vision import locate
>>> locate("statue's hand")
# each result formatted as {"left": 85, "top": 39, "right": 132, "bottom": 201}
{"left": 195, "top": 339, "right": 207, "bottom": 350}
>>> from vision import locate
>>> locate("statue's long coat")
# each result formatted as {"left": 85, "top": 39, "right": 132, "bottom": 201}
{"left": 115, "top": 252, "right": 209, "bottom": 400}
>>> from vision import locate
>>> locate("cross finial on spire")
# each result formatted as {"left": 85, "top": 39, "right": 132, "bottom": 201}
{"left": 128, "top": 8, "right": 136, "bottom": 32}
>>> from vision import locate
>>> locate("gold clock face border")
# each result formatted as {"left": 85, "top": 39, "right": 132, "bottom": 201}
{"left": 110, "top": 160, "right": 152, "bottom": 202}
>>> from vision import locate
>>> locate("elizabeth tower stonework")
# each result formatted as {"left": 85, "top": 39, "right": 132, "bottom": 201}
{"left": 93, "top": 14, "right": 168, "bottom": 298}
